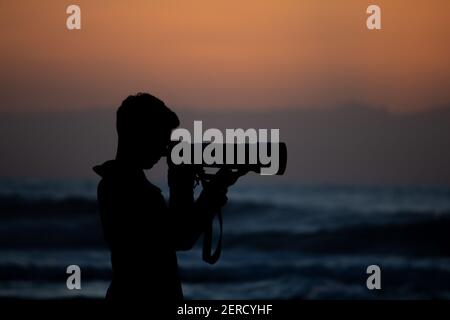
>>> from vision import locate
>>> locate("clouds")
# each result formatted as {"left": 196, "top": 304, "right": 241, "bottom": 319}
{"left": 1, "top": 105, "right": 449, "bottom": 186}
{"left": 0, "top": 0, "right": 449, "bottom": 113}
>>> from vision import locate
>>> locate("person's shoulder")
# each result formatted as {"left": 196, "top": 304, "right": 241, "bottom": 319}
{"left": 94, "top": 161, "right": 126, "bottom": 195}
{"left": 146, "top": 180, "right": 163, "bottom": 194}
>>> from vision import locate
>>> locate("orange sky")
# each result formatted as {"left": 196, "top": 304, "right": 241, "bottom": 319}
{"left": 1, "top": 0, "right": 449, "bottom": 113}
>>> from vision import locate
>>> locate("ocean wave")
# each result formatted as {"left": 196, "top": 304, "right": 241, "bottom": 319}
{"left": 0, "top": 214, "right": 448, "bottom": 261}
{"left": 1, "top": 193, "right": 449, "bottom": 218}
{"left": 223, "top": 215, "right": 450, "bottom": 257}
{"left": 0, "top": 263, "right": 111, "bottom": 282}
{"left": 2, "top": 255, "right": 450, "bottom": 289}
{"left": 0, "top": 195, "right": 98, "bottom": 217}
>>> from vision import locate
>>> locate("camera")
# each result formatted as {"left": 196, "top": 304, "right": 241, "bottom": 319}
{"left": 167, "top": 141, "right": 287, "bottom": 176}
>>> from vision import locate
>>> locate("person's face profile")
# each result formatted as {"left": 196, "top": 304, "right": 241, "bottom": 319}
{"left": 136, "top": 127, "right": 172, "bottom": 169}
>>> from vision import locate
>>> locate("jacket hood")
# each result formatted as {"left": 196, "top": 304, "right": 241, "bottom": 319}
{"left": 93, "top": 160, "right": 146, "bottom": 180}
{"left": 93, "top": 160, "right": 117, "bottom": 178}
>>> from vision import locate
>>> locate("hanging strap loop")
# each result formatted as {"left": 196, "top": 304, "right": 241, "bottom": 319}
{"left": 202, "top": 209, "right": 223, "bottom": 264}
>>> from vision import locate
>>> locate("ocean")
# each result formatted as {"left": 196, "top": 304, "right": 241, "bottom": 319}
{"left": 0, "top": 179, "right": 449, "bottom": 299}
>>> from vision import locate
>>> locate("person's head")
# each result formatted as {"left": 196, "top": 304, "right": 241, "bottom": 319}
{"left": 116, "top": 93, "right": 179, "bottom": 169}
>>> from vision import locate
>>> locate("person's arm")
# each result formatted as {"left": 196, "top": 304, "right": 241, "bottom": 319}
{"left": 168, "top": 165, "right": 225, "bottom": 250}
{"left": 168, "top": 166, "right": 244, "bottom": 251}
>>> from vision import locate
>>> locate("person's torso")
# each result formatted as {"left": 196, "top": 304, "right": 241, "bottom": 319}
{"left": 96, "top": 162, "right": 182, "bottom": 298}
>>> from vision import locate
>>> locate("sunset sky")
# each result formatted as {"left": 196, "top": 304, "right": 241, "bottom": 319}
{"left": 1, "top": 0, "right": 449, "bottom": 113}
{"left": 1, "top": 1, "right": 450, "bottom": 184}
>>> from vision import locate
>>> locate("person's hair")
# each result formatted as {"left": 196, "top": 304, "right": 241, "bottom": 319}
{"left": 116, "top": 93, "right": 179, "bottom": 137}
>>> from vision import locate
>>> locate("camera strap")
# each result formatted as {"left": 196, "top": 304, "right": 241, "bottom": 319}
{"left": 202, "top": 209, "right": 223, "bottom": 264}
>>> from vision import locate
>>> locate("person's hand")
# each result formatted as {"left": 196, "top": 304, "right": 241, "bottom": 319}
{"left": 193, "top": 168, "right": 248, "bottom": 213}
{"left": 206, "top": 168, "right": 249, "bottom": 191}
{"left": 198, "top": 168, "right": 248, "bottom": 209}
{"left": 167, "top": 163, "right": 196, "bottom": 190}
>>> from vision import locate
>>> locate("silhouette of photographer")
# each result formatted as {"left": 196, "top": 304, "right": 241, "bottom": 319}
{"left": 94, "top": 93, "right": 246, "bottom": 302}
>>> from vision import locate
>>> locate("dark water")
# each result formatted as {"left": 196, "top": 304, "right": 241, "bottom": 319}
{"left": 0, "top": 179, "right": 450, "bottom": 299}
